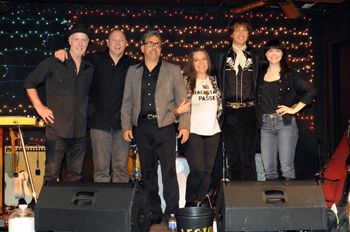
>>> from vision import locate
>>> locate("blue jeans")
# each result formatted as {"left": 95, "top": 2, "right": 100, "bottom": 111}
{"left": 90, "top": 128, "right": 130, "bottom": 183}
{"left": 260, "top": 113, "right": 298, "bottom": 179}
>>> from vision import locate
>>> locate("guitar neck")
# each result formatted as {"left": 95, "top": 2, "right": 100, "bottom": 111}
{"left": 9, "top": 128, "right": 17, "bottom": 175}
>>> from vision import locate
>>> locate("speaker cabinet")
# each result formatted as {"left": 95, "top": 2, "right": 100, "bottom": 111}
{"left": 35, "top": 182, "right": 150, "bottom": 232}
{"left": 216, "top": 181, "right": 327, "bottom": 231}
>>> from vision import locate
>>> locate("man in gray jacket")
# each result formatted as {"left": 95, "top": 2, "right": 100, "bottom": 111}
{"left": 121, "top": 31, "right": 190, "bottom": 226}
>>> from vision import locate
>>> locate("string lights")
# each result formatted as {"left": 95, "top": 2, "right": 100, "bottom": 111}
{"left": 0, "top": 5, "right": 316, "bottom": 135}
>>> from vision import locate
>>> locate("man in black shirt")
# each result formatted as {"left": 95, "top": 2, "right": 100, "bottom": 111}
{"left": 88, "top": 30, "right": 139, "bottom": 183}
{"left": 24, "top": 24, "right": 93, "bottom": 182}
{"left": 55, "top": 29, "right": 139, "bottom": 183}
{"left": 121, "top": 31, "right": 190, "bottom": 226}
{"left": 212, "top": 18, "right": 259, "bottom": 181}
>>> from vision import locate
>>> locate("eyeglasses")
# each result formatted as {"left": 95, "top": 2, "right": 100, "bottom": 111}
{"left": 143, "top": 41, "right": 162, "bottom": 48}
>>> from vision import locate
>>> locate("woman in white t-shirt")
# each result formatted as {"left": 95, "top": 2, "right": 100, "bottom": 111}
{"left": 182, "top": 48, "right": 222, "bottom": 207}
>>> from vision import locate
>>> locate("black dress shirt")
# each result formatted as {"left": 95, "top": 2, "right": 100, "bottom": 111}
{"left": 211, "top": 46, "right": 259, "bottom": 126}
{"left": 224, "top": 49, "right": 255, "bottom": 102}
{"left": 24, "top": 56, "right": 94, "bottom": 138}
{"left": 140, "top": 60, "right": 162, "bottom": 116}
{"left": 87, "top": 51, "right": 139, "bottom": 130}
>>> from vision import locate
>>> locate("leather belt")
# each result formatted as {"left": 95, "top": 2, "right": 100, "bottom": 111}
{"left": 226, "top": 101, "right": 255, "bottom": 109}
{"left": 140, "top": 113, "right": 158, "bottom": 120}
{"left": 262, "top": 113, "right": 282, "bottom": 119}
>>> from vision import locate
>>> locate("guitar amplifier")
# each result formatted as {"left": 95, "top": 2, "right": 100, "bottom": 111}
{"left": 4, "top": 145, "right": 46, "bottom": 205}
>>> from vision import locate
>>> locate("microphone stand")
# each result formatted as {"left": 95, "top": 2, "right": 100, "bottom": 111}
{"left": 221, "top": 141, "right": 229, "bottom": 183}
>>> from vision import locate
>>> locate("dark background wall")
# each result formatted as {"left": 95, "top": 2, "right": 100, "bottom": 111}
{"left": 1, "top": 2, "right": 349, "bottom": 180}
{"left": 310, "top": 6, "right": 350, "bottom": 163}
{"left": 323, "top": 9, "right": 350, "bottom": 151}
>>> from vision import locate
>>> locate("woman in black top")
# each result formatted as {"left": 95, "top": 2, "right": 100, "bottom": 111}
{"left": 256, "top": 39, "right": 316, "bottom": 180}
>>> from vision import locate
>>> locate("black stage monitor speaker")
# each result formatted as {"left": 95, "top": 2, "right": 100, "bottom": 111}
{"left": 216, "top": 181, "right": 327, "bottom": 231}
{"left": 35, "top": 182, "right": 150, "bottom": 232}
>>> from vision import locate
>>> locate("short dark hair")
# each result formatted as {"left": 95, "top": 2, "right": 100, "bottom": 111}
{"left": 227, "top": 18, "right": 252, "bottom": 35}
{"left": 263, "top": 39, "right": 291, "bottom": 75}
{"left": 141, "top": 30, "right": 162, "bottom": 44}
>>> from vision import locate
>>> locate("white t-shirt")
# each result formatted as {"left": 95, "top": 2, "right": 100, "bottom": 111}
{"left": 190, "top": 77, "right": 221, "bottom": 136}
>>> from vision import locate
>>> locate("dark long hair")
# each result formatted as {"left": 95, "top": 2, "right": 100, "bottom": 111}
{"left": 227, "top": 17, "right": 252, "bottom": 35}
{"left": 263, "top": 39, "right": 291, "bottom": 76}
{"left": 183, "top": 48, "right": 212, "bottom": 96}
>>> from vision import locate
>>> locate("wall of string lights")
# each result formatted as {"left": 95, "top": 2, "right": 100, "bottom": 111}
{"left": 0, "top": 3, "right": 317, "bottom": 143}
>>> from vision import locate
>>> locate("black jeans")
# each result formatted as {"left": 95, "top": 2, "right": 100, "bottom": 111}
{"left": 186, "top": 132, "right": 220, "bottom": 202}
{"left": 45, "top": 136, "right": 86, "bottom": 182}
{"left": 222, "top": 106, "right": 257, "bottom": 180}
{"left": 134, "top": 120, "right": 179, "bottom": 218}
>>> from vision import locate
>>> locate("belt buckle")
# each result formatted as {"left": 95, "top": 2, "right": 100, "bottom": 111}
{"left": 147, "top": 114, "right": 156, "bottom": 120}
{"left": 234, "top": 103, "right": 245, "bottom": 109}
{"left": 232, "top": 103, "right": 239, "bottom": 109}
{"left": 228, "top": 102, "right": 243, "bottom": 109}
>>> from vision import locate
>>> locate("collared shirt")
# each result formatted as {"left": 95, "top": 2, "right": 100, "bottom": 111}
{"left": 24, "top": 56, "right": 94, "bottom": 138}
{"left": 87, "top": 51, "right": 139, "bottom": 130}
{"left": 224, "top": 48, "right": 255, "bottom": 102}
{"left": 140, "top": 60, "right": 162, "bottom": 116}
